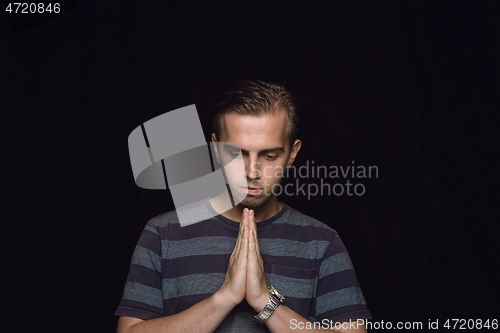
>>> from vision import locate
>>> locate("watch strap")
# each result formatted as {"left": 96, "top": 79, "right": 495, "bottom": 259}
{"left": 253, "top": 294, "right": 280, "bottom": 323}
{"left": 253, "top": 286, "right": 285, "bottom": 324}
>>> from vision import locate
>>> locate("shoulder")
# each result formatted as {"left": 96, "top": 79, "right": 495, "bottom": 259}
{"left": 280, "top": 205, "right": 336, "bottom": 232}
{"left": 145, "top": 199, "right": 213, "bottom": 231}
{"left": 272, "top": 205, "right": 338, "bottom": 243}
{"left": 146, "top": 210, "right": 179, "bottom": 229}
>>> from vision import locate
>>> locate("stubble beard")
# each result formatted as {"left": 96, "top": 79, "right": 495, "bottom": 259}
{"left": 238, "top": 195, "right": 270, "bottom": 209}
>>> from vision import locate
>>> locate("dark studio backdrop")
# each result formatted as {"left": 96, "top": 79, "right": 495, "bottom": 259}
{"left": 2, "top": 1, "right": 499, "bottom": 332}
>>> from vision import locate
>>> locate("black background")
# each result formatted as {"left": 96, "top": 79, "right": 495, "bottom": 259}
{"left": 2, "top": 1, "right": 499, "bottom": 332}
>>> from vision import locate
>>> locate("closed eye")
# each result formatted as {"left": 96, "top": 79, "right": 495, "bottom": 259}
{"left": 230, "top": 151, "right": 243, "bottom": 158}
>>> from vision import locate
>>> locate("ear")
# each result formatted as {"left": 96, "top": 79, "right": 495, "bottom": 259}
{"left": 287, "top": 139, "right": 302, "bottom": 168}
{"left": 211, "top": 133, "right": 221, "bottom": 164}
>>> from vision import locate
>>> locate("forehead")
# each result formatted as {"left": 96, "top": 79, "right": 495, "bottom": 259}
{"left": 220, "top": 111, "right": 289, "bottom": 150}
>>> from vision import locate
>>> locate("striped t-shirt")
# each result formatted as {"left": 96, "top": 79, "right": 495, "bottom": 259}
{"left": 115, "top": 199, "right": 371, "bottom": 332}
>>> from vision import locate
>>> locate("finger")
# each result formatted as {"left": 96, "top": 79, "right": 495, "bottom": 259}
{"left": 248, "top": 209, "right": 255, "bottom": 232}
{"left": 234, "top": 209, "right": 248, "bottom": 257}
{"left": 241, "top": 208, "right": 249, "bottom": 228}
{"left": 247, "top": 210, "right": 261, "bottom": 259}
{"left": 234, "top": 224, "right": 242, "bottom": 252}
{"left": 233, "top": 233, "right": 244, "bottom": 262}
{"left": 247, "top": 211, "right": 255, "bottom": 256}
{"left": 241, "top": 208, "right": 247, "bottom": 222}
{"left": 252, "top": 226, "right": 262, "bottom": 260}
{"left": 239, "top": 209, "right": 247, "bottom": 238}
{"left": 248, "top": 229, "right": 257, "bottom": 266}
{"left": 233, "top": 236, "right": 241, "bottom": 260}
{"left": 240, "top": 225, "right": 249, "bottom": 262}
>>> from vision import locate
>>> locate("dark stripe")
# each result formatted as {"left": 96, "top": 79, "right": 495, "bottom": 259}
{"left": 128, "top": 263, "right": 162, "bottom": 288}
{"left": 315, "top": 305, "right": 372, "bottom": 322}
{"left": 270, "top": 264, "right": 317, "bottom": 279}
{"left": 317, "top": 269, "right": 360, "bottom": 296}
{"left": 162, "top": 254, "right": 230, "bottom": 278}
{"left": 163, "top": 293, "right": 212, "bottom": 316}
{"left": 261, "top": 254, "right": 319, "bottom": 271}
{"left": 162, "top": 254, "right": 317, "bottom": 280}
{"left": 115, "top": 299, "right": 163, "bottom": 319}
{"left": 269, "top": 272, "right": 315, "bottom": 299}
{"left": 162, "top": 294, "right": 257, "bottom": 317}
{"left": 161, "top": 255, "right": 320, "bottom": 280}
{"left": 136, "top": 228, "right": 161, "bottom": 255}
{"left": 261, "top": 223, "right": 336, "bottom": 242}
{"left": 285, "top": 296, "right": 315, "bottom": 318}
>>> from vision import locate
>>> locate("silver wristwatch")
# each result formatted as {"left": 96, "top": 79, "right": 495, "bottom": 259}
{"left": 253, "top": 286, "right": 285, "bottom": 324}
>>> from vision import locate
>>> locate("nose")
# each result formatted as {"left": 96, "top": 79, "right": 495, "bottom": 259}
{"left": 246, "top": 156, "right": 260, "bottom": 180}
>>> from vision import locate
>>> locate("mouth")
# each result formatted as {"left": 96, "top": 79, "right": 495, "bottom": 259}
{"left": 239, "top": 187, "right": 262, "bottom": 195}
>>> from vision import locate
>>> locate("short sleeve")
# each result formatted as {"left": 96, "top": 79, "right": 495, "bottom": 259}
{"left": 313, "top": 233, "right": 371, "bottom": 323}
{"left": 115, "top": 222, "right": 164, "bottom": 319}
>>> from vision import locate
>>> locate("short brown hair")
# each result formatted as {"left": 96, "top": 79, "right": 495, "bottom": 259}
{"left": 212, "top": 80, "right": 299, "bottom": 148}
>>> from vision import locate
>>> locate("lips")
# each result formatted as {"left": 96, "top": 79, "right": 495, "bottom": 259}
{"left": 240, "top": 187, "right": 262, "bottom": 195}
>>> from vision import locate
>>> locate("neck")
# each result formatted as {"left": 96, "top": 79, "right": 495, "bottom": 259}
{"left": 209, "top": 191, "right": 282, "bottom": 223}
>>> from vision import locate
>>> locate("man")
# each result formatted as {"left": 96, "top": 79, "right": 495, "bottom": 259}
{"left": 116, "top": 80, "right": 371, "bottom": 332}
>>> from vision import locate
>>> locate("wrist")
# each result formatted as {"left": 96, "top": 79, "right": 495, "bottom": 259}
{"left": 251, "top": 291, "right": 272, "bottom": 312}
{"left": 252, "top": 286, "right": 285, "bottom": 324}
{"left": 212, "top": 288, "right": 240, "bottom": 312}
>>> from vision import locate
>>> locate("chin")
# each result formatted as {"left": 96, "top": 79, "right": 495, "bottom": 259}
{"left": 238, "top": 195, "right": 271, "bottom": 209}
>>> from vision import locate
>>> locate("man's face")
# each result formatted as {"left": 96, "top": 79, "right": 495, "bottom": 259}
{"left": 213, "top": 111, "right": 300, "bottom": 209}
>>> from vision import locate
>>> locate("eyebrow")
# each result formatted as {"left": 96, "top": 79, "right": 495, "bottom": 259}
{"left": 223, "top": 143, "right": 284, "bottom": 154}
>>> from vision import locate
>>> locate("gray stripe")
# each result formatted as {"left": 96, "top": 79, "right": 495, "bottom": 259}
{"left": 164, "top": 236, "right": 234, "bottom": 259}
{"left": 269, "top": 274, "right": 315, "bottom": 299}
{"left": 144, "top": 224, "right": 159, "bottom": 234}
{"left": 316, "top": 287, "right": 366, "bottom": 315}
{"left": 259, "top": 239, "right": 330, "bottom": 259}
{"left": 164, "top": 237, "right": 330, "bottom": 260}
{"left": 319, "top": 252, "right": 353, "bottom": 278}
{"left": 123, "top": 281, "right": 163, "bottom": 309}
{"left": 162, "top": 273, "right": 225, "bottom": 299}
{"left": 274, "top": 210, "right": 331, "bottom": 230}
{"left": 131, "top": 246, "right": 162, "bottom": 271}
